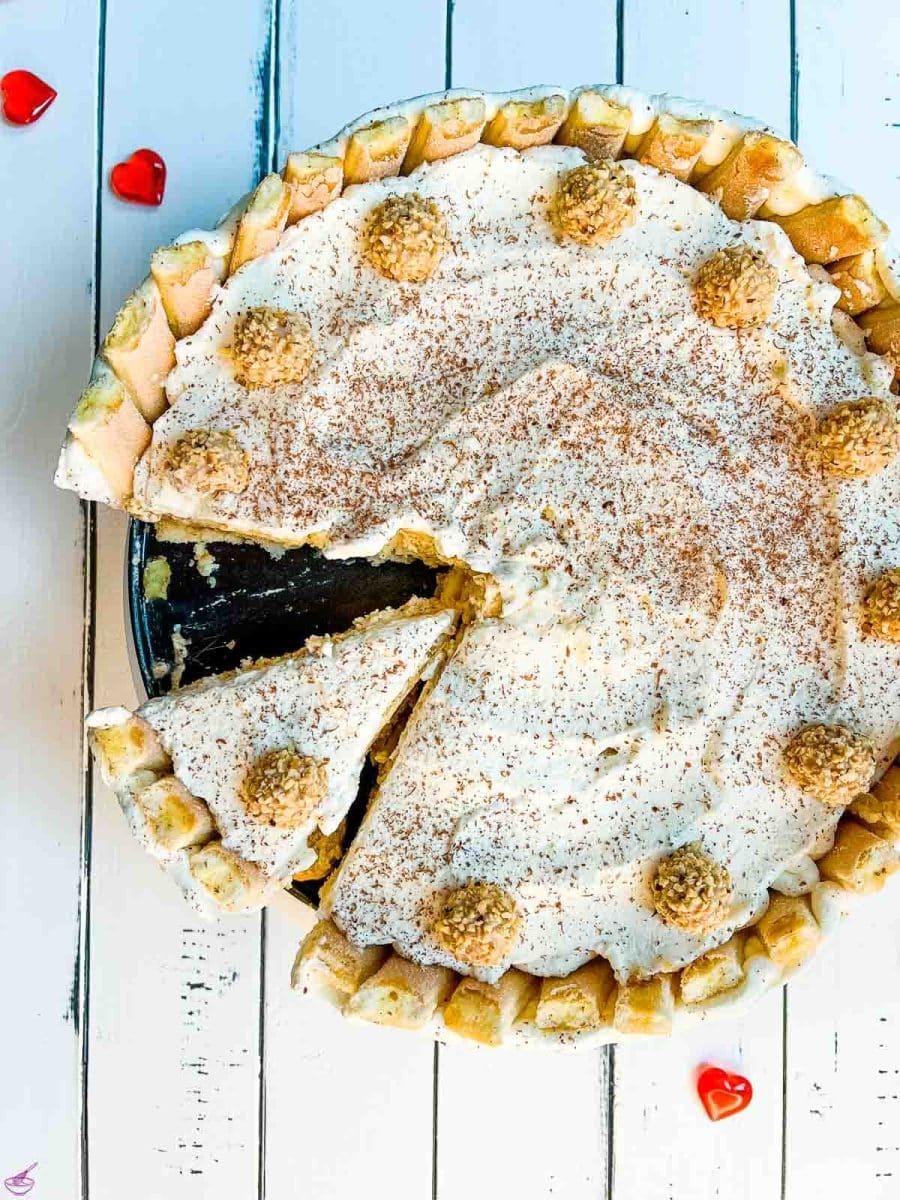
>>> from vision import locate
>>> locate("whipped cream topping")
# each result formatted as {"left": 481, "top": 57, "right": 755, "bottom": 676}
{"left": 136, "top": 144, "right": 900, "bottom": 980}
{"left": 134, "top": 607, "right": 454, "bottom": 879}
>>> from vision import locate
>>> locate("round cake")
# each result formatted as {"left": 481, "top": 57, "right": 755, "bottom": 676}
{"left": 61, "top": 84, "right": 900, "bottom": 1046}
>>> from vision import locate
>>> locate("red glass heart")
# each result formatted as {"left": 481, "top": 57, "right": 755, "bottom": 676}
{"left": 697, "top": 1065, "right": 753, "bottom": 1122}
{"left": 1, "top": 70, "right": 57, "bottom": 125}
{"left": 110, "top": 148, "right": 167, "bottom": 206}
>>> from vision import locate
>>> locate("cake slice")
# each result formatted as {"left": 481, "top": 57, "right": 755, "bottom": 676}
{"left": 88, "top": 599, "right": 456, "bottom": 914}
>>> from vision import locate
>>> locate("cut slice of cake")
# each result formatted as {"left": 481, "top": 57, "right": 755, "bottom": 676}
{"left": 88, "top": 599, "right": 456, "bottom": 915}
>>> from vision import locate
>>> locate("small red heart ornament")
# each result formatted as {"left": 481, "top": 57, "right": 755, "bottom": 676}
{"left": 696, "top": 1066, "right": 753, "bottom": 1122}
{"left": 1, "top": 70, "right": 57, "bottom": 125}
{"left": 110, "top": 148, "right": 166, "bottom": 206}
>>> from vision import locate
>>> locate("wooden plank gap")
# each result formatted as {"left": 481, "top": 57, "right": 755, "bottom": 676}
{"left": 254, "top": 0, "right": 276, "bottom": 184}
{"left": 605, "top": 1045, "right": 616, "bottom": 1200}
{"left": 432, "top": 1042, "right": 440, "bottom": 1200}
{"left": 272, "top": 0, "right": 284, "bottom": 171}
{"left": 257, "top": 910, "right": 268, "bottom": 1200}
{"left": 78, "top": 3, "right": 108, "bottom": 1196}
{"left": 91, "top": 0, "right": 109, "bottom": 353}
{"left": 77, "top": 498, "right": 96, "bottom": 1200}
{"left": 789, "top": 0, "right": 799, "bottom": 141}
{"left": 445, "top": 0, "right": 455, "bottom": 90}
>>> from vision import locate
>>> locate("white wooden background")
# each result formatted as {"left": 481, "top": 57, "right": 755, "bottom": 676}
{"left": 2, "top": 1, "right": 899, "bottom": 1196}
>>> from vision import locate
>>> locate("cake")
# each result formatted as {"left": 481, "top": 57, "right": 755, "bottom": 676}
{"left": 62, "top": 83, "right": 900, "bottom": 1047}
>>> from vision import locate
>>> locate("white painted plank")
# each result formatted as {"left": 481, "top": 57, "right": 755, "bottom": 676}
{"left": 90, "top": 509, "right": 264, "bottom": 1199}
{"left": 614, "top": 991, "right": 785, "bottom": 1199}
{"left": 438, "top": 1041, "right": 611, "bottom": 1200}
{"left": 264, "top": 899, "right": 439, "bottom": 1200}
{"left": 0, "top": 2, "right": 98, "bottom": 1194}
{"left": 97, "top": 1, "right": 274, "bottom": 329}
{"left": 785, "top": 890, "right": 900, "bottom": 1197}
{"left": 624, "top": 0, "right": 791, "bottom": 133}
{"left": 784, "top": 6, "right": 900, "bottom": 1196}
{"left": 276, "top": 0, "right": 447, "bottom": 161}
{"left": 451, "top": 0, "right": 618, "bottom": 92}
{"left": 793, "top": 0, "right": 900, "bottom": 230}
{"left": 611, "top": 5, "right": 791, "bottom": 1198}
{"left": 434, "top": 9, "right": 620, "bottom": 1200}
{"left": 88, "top": 3, "right": 271, "bottom": 1197}
{"left": 263, "top": 8, "right": 447, "bottom": 1198}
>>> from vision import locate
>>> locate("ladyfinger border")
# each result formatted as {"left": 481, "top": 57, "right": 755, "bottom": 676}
{"left": 55, "top": 81, "right": 897, "bottom": 509}
{"left": 289, "top": 778, "right": 900, "bottom": 1050}
{"left": 87, "top": 706, "right": 287, "bottom": 920}
{"left": 67, "top": 81, "right": 900, "bottom": 1045}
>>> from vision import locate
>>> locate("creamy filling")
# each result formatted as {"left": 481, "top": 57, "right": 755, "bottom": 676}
{"left": 136, "top": 145, "right": 900, "bottom": 979}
